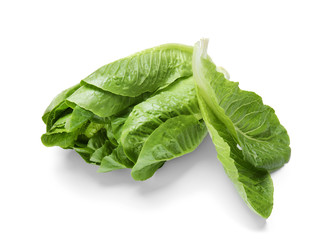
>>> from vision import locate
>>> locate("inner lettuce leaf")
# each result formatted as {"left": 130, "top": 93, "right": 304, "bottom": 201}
{"left": 98, "top": 108, "right": 136, "bottom": 172}
{"left": 65, "top": 105, "right": 94, "bottom": 132}
{"left": 98, "top": 145, "right": 135, "bottom": 172}
{"left": 73, "top": 129, "right": 113, "bottom": 165}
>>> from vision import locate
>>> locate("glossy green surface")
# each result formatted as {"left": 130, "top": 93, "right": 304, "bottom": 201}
{"left": 192, "top": 39, "right": 290, "bottom": 218}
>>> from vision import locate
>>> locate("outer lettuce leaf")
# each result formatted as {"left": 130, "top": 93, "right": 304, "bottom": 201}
{"left": 198, "top": 97, "right": 273, "bottom": 218}
{"left": 42, "top": 84, "right": 80, "bottom": 124}
{"left": 45, "top": 102, "right": 72, "bottom": 132}
{"left": 67, "top": 84, "right": 149, "bottom": 117}
{"left": 192, "top": 39, "right": 290, "bottom": 218}
{"left": 41, "top": 113, "right": 81, "bottom": 149}
{"left": 42, "top": 104, "right": 113, "bottom": 164}
{"left": 41, "top": 131, "right": 78, "bottom": 149}
{"left": 131, "top": 115, "right": 207, "bottom": 181}
{"left": 120, "top": 76, "right": 201, "bottom": 162}
{"left": 82, "top": 44, "right": 193, "bottom": 97}
{"left": 193, "top": 39, "right": 290, "bottom": 171}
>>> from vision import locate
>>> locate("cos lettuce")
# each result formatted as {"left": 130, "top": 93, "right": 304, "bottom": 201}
{"left": 41, "top": 40, "right": 290, "bottom": 219}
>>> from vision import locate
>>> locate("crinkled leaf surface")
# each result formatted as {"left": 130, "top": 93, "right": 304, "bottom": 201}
{"left": 65, "top": 105, "right": 94, "bottom": 132}
{"left": 120, "top": 76, "right": 201, "bottom": 162}
{"left": 73, "top": 129, "right": 112, "bottom": 164}
{"left": 90, "top": 141, "right": 114, "bottom": 164}
{"left": 131, "top": 115, "right": 207, "bottom": 181}
{"left": 192, "top": 39, "right": 290, "bottom": 218}
{"left": 82, "top": 44, "right": 193, "bottom": 97}
{"left": 41, "top": 41, "right": 291, "bottom": 219}
{"left": 41, "top": 113, "right": 80, "bottom": 149}
{"left": 45, "top": 102, "right": 72, "bottom": 132}
{"left": 193, "top": 40, "right": 290, "bottom": 171}
{"left": 67, "top": 84, "right": 149, "bottom": 117}
{"left": 197, "top": 97, "right": 273, "bottom": 218}
{"left": 110, "top": 107, "right": 133, "bottom": 141}
{"left": 98, "top": 145, "right": 134, "bottom": 172}
{"left": 42, "top": 84, "right": 80, "bottom": 124}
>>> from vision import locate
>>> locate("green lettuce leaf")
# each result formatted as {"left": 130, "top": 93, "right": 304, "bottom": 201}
{"left": 198, "top": 97, "right": 273, "bottom": 218}
{"left": 42, "top": 84, "right": 80, "bottom": 124}
{"left": 41, "top": 113, "right": 81, "bottom": 149}
{"left": 131, "top": 115, "right": 207, "bottom": 181}
{"left": 67, "top": 84, "right": 149, "bottom": 117}
{"left": 65, "top": 105, "right": 94, "bottom": 132}
{"left": 192, "top": 39, "right": 290, "bottom": 218}
{"left": 110, "top": 107, "right": 134, "bottom": 142}
{"left": 73, "top": 128, "right": 112, "bottom": 164}
{"left": 82, "top": 44, "right": 193, "bottom": 97}
{"left": 193, "top": 39, "right": 290, "bottom": 171}
{"left": 90, "top": 141, "right": 114, "bottom": 164}
{"left": 98, "top": 145, "right": 134, "bottom": 172}
{"left": 120, "top": 76, "right": 201, "bottom": 162}
{"left": 45, "top": 102, "right": 73, "bottom": 132}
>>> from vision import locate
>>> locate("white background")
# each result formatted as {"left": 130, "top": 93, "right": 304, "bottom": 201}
{"left": 1, "top": 0, "right": 325, "bottom": 239}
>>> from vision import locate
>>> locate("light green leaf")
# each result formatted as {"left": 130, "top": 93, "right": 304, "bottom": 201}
{"left": 45, "top": 102, "right": 72, "bottom": 132}
{"left": 67, "top": 84, "right": 149, "bottom": 118}
{"left": 41, "top": 113, "right": 79, "bottom": 149}
{"left": 105, "top": 123, "right": 119, "bottom": 147}
{"left": 193, "top": 39, "right": 290, "bottom": 171}
{"left": 42, "top": 84, "right": 80, "bottom": 124}
{"left": 90, "top": 141, "right": 114, "bottom": 164}
{"left": 198, "top": 97, "right": 273, "bottom": 218}
{"left": 192, "top": 39, "right": 289, "bottom": 218}
{"left": 110, "top": 107, "right": 133, "bottom": 141}
{"left": 41, "top": 132, "right": 78, "bottom": 149}
{"left": 120, "top": 76, "right": 201, "bottom": 162}
{"left": 84, "top": 122, "right": 106, "bottom": 139}
{"left": 65, "top": 106, "right": 94, "bottom": 132}
{"left": 49, "top": 113, "right": 72, "bottom": 132}
{"left": 82, "top": 44, "right": 193, "bottom": 97}
{"left": 131, "top": 115, "right": 207, "bottom": 181}
{"left": 74, "top": 128, "right": 111, "bottom": 164}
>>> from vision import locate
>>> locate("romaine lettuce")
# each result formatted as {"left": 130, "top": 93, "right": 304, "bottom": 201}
{"left": 41, "top": 41, "right": 291, "bottom": 219}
